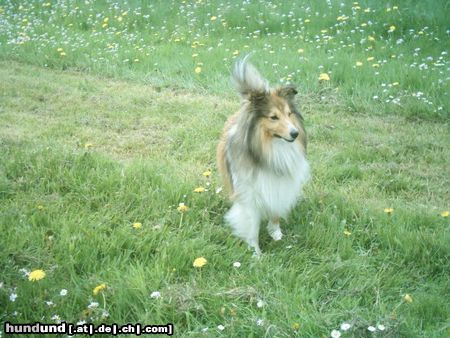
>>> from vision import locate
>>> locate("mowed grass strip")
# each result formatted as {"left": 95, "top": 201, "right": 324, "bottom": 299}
{"left": 0, "top": 61, "right": 448, "bottom": 336}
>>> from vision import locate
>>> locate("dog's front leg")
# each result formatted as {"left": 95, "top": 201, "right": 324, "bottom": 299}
{"left": 267, "top": 218, "right": 283, "bottom": 241}
{"left": 225, "top": 202, "right": 262, "bottom": 255}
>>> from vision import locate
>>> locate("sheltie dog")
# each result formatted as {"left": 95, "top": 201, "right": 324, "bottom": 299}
{"left": 217, "top": 56, "right": 310, "bottom": 255}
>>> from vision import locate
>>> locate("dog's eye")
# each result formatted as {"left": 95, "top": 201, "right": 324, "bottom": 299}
{"left": 270, "top": 116, "right": 279, "bottom": 120}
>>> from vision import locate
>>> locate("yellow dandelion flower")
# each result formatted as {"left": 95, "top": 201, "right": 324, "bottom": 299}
{"left": 210, "top": 16, "right": 217, "bottom": 21}
{"left": 57, "top": 47, "right": 64, "bottom": 52}
{"left": 367, "top": 56, "right": 375, "bottom": 61}
{"left": 177, "top": 203, "right": 189, "bottom": 213}
{"left": 297, "top": 48, "right": 304, "bottom": 53}
{"left": 132, "top": 222, "right": 142, "bottom": 229}
{"left": 441, "top": 211, "right": 449, "bottom": 217}
{"left": 60, "top": 52, "right": 66, "bottom": 57}
{"left": 194, "top": 187, "right": 205, "bottom": 193}
{"left": 368, "top": 36, "right": 375, "bottom": 41}
{"left": 117, "top": 16, "right": 123, "bottom": 22}
{"left": 195, "top": 66, "right": 202, "bottom": 74}
{"left": 93, "top": 283, "right": 107, "bottom": 295}
{"left": 356, "top": 61, "right": 363, "bottom": 66}
{"left": 393, "top": 6, "right": 398, "bottom": 10}
{"left": 29, "top": 269, "right": 46, "bottom": 281}
{"left": 372, "top": 63, "right": 380, "bottom": 68}
{"left": 84, "top": 143, "right": 93, "bottom": 149}
{"left": 292, "top": 323, "right": 301, "bottom": 330}
{"left": 364, "top": 8, "right": 371, "bottom": 13}
{"left": 202, "top": 170, "right": 212, "bottom": 177}
{"left": 392, "top": 82, "right": 399, "bottom": 86}
{"left": 37, "top": 205, "right": 44, "bottom": 210}
{"left": 403, "top": 294, "right": 413, "bottom": 303}
{"left": 344, "top": 230, "right": 352, "bottom": 236}
{"left": 384, "top": 207, "right": 394, "bottom": 214}
{"left": 103, "top": 17, "right": 109, "bottom": 23}
{"left": 388, "top": 25, "right": 396, "bottom": 33}
{"left": 304, "top": 19, "right": 310, "bottom": 23}
{"left": 318, "top": 73, "right": 330, "bottom": 81}
{"left": 193, "top": 257, "right": 207, "bottom": 268}
{"left": 232, "top": 50, "right": 239, "bottom": 56}
{"left": 122, "top": 11, "right": 128, "bottom": 16}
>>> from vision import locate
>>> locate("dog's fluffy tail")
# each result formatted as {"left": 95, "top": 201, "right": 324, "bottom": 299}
{"left": 232, "top": 54, "right": 269, "bottom": 97}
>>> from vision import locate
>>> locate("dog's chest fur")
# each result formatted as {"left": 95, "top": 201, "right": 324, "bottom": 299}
{"left": 228, "top": 136, "right": 310, "bottom": 219}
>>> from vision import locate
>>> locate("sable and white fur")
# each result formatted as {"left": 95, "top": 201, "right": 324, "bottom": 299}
{"left": 217, "top": 56, "right": 310, "bottom": 255}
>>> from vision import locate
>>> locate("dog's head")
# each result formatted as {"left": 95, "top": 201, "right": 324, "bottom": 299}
{"left": 232, "top": 55, "right": 304, "bottom": 144}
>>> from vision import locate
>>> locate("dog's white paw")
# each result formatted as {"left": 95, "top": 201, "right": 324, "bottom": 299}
{"left": 269, "top": 228, "right": 283, "bottom": 241}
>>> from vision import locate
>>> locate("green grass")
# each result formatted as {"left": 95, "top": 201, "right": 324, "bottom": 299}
{"left": 0, "top": 1, "right": 449, "bottom": 337}
{"left": 1, "top": 61, "right": 448, "bottom": 337}
{"left": 0, "top": 0, "right": 448, "bottom": 119}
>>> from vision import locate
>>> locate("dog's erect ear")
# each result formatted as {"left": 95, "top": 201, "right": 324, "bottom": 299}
{"left": 248, "top": 90, "right": 269, "bottom": 108}
{"left": 277, "top": 85, "right": 298, "bottom": 100}
{"left": 248, "top": 89, "right": 268, "bottom": 101}
{"left": 232, "top": 55, "right": 269, "bottom": 99}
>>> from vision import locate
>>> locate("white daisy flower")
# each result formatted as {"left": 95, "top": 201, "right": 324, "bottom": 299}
{"left": 150, "top": 291, "right": 161, "bottom": 299}
{"left": 51, "top": 315, "right": 61, "bottom": 323}
{"left": 19, "top": 268, "right": 30, "bottom": 277}
{"left": 340, "top": 322, "right": 351, "bottom": 331}
{"left": 331, "top": 329, "right": 341, "bottom": 338}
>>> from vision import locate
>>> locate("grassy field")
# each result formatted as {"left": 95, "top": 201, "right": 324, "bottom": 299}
{"left": 1, "top": 1, "right": 449, "bottom": 337}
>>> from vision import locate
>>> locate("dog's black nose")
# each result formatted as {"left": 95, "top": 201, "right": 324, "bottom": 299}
{"left": 290, "top": 130, "right": 299, "bottom": 140}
